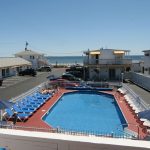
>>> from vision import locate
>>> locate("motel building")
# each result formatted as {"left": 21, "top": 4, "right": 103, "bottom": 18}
{"left": 15, "top": 48, "right": 49, "bottom": 70}
{"left": 142, "top": 50, "right": 150, "bottom": 75}
{"left": 83, "top": 48, "right": 132, "bottom": 81}
{"left": 0, "top": 57, "right": 31, "bottom": 79}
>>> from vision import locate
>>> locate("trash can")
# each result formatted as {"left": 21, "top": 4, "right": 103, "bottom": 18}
{"left": 0, "top": 79, "right": 3, "bottom": 86}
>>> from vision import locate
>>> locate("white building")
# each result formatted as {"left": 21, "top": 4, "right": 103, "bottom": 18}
{"left": 142, "top": 50, "right": 150, "bottom": 75}
{"left": 15, "top": 49, "right": 49, "bottom": 70}
{"left": 0, "top": 57, "right": 31, "bottom": 78}
{"left": 83, "top": 49, "right": 132, "bottom": 81}
{"left": 131, "top": 60, "right": 144, "bottom": 73}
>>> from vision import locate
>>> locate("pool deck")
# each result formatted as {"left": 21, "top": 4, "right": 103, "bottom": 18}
{"left": 16, "top": 89, "right": 147, "bottom": 139}
{"left": 107, "top": 91, "right": 147, "bottom": 139}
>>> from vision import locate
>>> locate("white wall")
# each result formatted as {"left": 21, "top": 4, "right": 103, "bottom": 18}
{"left": 115, "top": 68, "right": 122, "bottom": 80}
{"left": 100, "top": 68, "right": 108, "bottom": 80}
{"left": 100, "top": 49, "right": 115, "bottom": 59}
{"left": 21, "top": 56, "right": 38, "bottom": 69}
{"left": 131, "top": 63, "right": 142, "bottom": 72}
{"left": 143, "top": 51, "right": 150, "bottom": 68}
{"left": 125, "top": 72, "right": 150, "bottom": 91}
{"left": 0, "top": 129, "right": 149, "bottom": 150}
{"left": 89, "top": 68, "right": 99, "bottom": 81}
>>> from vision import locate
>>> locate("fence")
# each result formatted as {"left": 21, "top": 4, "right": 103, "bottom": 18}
{"left": 124, "top": 72, "right": 150, "bottom": 92}
{"left": 0, "top": 123, "right": 139, "bottom": 140}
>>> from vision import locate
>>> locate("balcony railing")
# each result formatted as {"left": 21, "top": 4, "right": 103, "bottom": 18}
{"left": 84, "top": 59, "right": 132, "bottom": 65}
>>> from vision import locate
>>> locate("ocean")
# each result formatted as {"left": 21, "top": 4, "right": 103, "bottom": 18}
{"left": 46, "top": 55, "right": 144, "bottom": 65}
{"left": 47, "top": 56, "right": 83, "bottom": 65}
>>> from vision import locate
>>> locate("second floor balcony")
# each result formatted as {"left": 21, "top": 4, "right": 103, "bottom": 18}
{"left": 84, "top": 58, "right": 132, "bottom": 66}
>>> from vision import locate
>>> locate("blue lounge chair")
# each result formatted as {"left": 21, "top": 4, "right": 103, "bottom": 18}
{"left": 23, "top": 101, "right": 40, "bottom": 110}
{"left": 16, "top": 102, "right": 36, "bottom": 111}
{"left": 34, "top": 92, "right": 50, "bottom": 99}
{"left": 12, "top": 104, "right": 34, "bottom": 114}
{"left": 3, "top": 108, "right": 30, "bottom": 122}
{"left": 3, "top": 108, "right": 14, "bottom": 121}
{"left": 17, "top": 113, "right": 31, "bottom": 122}
{"left": 25, "top": 96, "right": 43, "bottom": 104}
{"left": 21, "top": 106, "right": 36, "bottom": 112}
{"left": 32, "top": 98, "right": 45, "bottom": 104}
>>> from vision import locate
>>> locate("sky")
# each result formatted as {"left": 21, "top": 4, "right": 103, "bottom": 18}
{"left": 0, "top": 0, "right": 150, "bottom": 56}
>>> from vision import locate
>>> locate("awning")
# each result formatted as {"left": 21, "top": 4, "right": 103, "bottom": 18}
{"left": 113, "top": 51, "right": 125, "bottom": 54}
{"left": 90, "top": 51, "right": 100, "bottom": 55}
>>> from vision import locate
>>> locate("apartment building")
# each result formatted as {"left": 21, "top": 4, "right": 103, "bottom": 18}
{"left": 83, "top": 48, "right": 132, "bottom": 81}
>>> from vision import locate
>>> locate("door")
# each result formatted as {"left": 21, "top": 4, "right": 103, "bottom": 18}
{"left": 2, "top": 69, "right": 5, "bottom": 77}
{"left": 95, "top": 54, "right": 99, "bottom": 64}
{"left": 109, "top": 69, "right": 116, "bottom": 80}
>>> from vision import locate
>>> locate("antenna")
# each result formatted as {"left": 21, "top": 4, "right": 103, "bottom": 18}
{"left": 25, "top": 41, "right": 29, "bottom": 51}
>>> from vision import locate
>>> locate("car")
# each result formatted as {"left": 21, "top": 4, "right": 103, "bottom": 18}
{"left": 0, "top": 78, "right": 3, "bottom": 86}
{"left": 65, "top": 71, "right": 82, "bottom": 78}
{"left": 37, "top": 66, "right": 51, "bottom": 72}
{"left": 61, "top": 73, "right": 81, "bottom": 81}
{"left": 18, "top": 68, "right": 37, "bottom": 76}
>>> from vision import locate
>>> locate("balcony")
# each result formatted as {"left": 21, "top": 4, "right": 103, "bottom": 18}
{"left": 84, "top": 58, "right": 132, "bottom": 65}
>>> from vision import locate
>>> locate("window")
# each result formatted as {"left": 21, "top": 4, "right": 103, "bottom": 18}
{"left": 145, "top": 53, "right": 149, "bottom": 56}
{"left": 30, "top": 56, "right": 35, "bottom": 59}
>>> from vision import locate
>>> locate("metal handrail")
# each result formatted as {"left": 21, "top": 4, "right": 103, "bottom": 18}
{"left": 116, "top": 123, "right": 141, "bottom": 140}
{"left": 9, "top": 82, "right": 48, "bottom": 103}
{"left": 0, "top": 123, "right": 138, "bottom": 140}
{"left": 122, "top": 84, "right": 149, "bottom": 110}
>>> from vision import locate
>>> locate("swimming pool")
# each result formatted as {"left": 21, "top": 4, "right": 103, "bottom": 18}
{"left": 43, "top": 91, "right": 127, "bottom": 136}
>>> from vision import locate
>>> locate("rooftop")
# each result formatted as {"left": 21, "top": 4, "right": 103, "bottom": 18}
{"left": 0, "top": 57, "right": 31, "bottom": 68}
{"left": 15, "top": 49, "right": 44, "bottom": 56}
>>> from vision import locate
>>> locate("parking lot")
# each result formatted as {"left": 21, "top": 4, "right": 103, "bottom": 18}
{"left": 0, "top": 76, "right": 31, "bottom": 89}
{"left": 0, "top": 68, "right": 65, "bottom": 100}
{"left": 0, "top": 72, "right": 45, "bottom": 89}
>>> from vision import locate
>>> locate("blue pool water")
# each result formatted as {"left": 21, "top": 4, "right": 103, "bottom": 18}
{"left": 43, "top": 91, "right": 127, "bottom": 135}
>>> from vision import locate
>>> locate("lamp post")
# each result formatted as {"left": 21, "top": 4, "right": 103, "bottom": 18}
{"left": 121, "top": 72, "right": 124, "bottom": 85}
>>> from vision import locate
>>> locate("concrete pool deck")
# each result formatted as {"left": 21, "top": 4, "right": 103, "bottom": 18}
{"left": 14, "top": 89, "right": 147, "bottom": 139}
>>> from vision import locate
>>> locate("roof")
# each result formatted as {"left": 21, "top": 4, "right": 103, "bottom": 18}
{"left": 15, "top": 49, "right": 43, "bottom": 56}
{"left": 143, "top": 50, "right": 150, "bottom": 53}
{"left": 0, "top": 57, "right": 31, "bottom": 68}
{"left": 84, "top": 49, "right": 130, "bottom": 54}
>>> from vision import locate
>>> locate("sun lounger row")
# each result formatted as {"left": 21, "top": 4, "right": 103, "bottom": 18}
{"left": 3, "top": 108, "right": 33, "bottom": 122}
{"left": 3, "top": 92, "right": 53, "bottom": 122}
{"left": 117, "top": 87, "right": 127, "bottom": 94}
{"left": 138, "top": 109, "right": 150, "bottom": 128}
{"left": 124, "top": 94, "right": 142, "bottom": 114}
{"left": 124, "top": 94, "right": 150, "bottom": 130}
{"left": 140, "top": 118, "right": 150, "bottom": 127}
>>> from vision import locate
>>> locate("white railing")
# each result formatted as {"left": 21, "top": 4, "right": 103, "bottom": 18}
{"left": 84, "top": 59, "right": 132, "bottom": 65}
{"left": 9, "top": 82, "right": 48, "bottom": 103}
{"left": 122, "top": 84, "right": 149, "bottom": 111}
